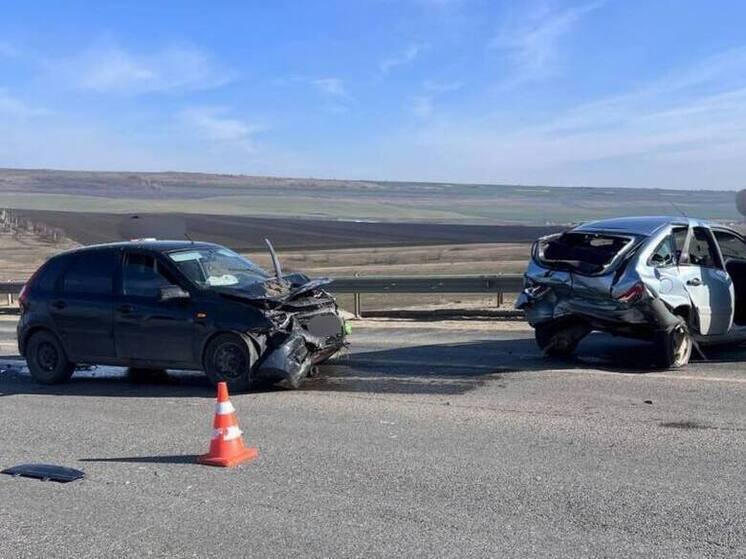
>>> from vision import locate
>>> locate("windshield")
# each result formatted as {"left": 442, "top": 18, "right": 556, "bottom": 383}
{"left": 167, "top": 247, "right": 269, "bottom": 289}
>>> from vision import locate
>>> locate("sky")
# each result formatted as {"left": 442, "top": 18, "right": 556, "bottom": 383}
{"left": 1, "top": 0, "right": 746, "bottom": 189}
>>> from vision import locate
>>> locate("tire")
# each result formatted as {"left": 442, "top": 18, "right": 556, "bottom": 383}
{"left": 654, "top": 321, "right": 692, "bottom": 369}
{"left": 25, "top": 330, "right": 75, "bottom": 385}
{"left": 203, "top": 333, "right": 258, "bottom": 392}
{"left": 535, "top": 320, "right": 589, "bottom": 357}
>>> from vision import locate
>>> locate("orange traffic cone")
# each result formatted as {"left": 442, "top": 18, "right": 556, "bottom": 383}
{"left": 197, "top": 382, "right": 259, "bottom": 467}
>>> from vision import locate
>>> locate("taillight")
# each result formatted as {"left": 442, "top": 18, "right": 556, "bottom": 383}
{"left": 18, "top": 283, "right": 29, "bottom": 305}
{"left": 18, "top": 268, "right": 41, "bottom": 310}
{"left": 616, "top": 282, "right": 645, "bottom": 303}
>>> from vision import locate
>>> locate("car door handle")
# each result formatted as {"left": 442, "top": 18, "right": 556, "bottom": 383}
{"left": 687, "top": 278, "right": 702, "bottom": 286}
{"left": 117, "top": 304, "right": 134, "bottom": 314}
{"left": 52, "top": 300, "right": 66, "bottom": 309}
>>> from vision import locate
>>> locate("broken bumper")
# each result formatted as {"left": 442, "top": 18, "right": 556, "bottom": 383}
{"left": 516, "top": 288, "right": 680, "bottom": 338}
{"left": 254, "top": 314, "right": 346, "bottom": 386}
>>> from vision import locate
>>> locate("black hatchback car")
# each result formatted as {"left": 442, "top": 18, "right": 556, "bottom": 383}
{"left": 17, "top": 240, "right": 347, "bottom": 390}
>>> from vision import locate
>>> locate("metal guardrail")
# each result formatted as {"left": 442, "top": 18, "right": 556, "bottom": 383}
{"left": 0, "top": 282, "right": 24, "bottom": 305}
{"left": 0, "top": 275, "right": 526, "bottom": 315}
{"left": 327, "top": 275, "right": 523, "bottom": 293}
{"left": 327, "top": 274, "right": 523, "bottom": 317}
{"left": 0, "top": 282, "right": 24, "bottom": 293}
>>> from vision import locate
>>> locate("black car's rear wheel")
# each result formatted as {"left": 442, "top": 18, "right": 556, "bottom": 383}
{"left": 203, "top": 333, "right": 258, "bottom": 392}
{"left": 26, "top": 330, "right": 75, "bottom": 384}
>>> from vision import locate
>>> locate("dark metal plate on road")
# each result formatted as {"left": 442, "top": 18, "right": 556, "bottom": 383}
{"left": 1, "top": 464, "right": 85, "bottom": 483}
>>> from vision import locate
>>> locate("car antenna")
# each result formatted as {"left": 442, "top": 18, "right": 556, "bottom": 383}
{"left": 671, "top": 202, "right": 688, "bottom": 218}
{"left": 264, "top": 238, "right": 283, "bottom": 279}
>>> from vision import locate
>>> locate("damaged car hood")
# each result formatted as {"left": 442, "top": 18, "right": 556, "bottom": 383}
{"left": 211, "top": 276, "right": 333, "bottom": 304}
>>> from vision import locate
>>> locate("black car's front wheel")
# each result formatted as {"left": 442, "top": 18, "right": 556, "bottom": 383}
{"left": 203, "top": 333, "right": 258, "bottom": 392}
{"left": 25, "top": 330, "right": 75, "bottom": 384}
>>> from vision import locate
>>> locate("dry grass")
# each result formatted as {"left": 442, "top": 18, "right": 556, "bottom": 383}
{"left": 0, "top": 231, "right": 77, "bottom": 282}
{"left": 244, "top": 242, "right": 531, "bottom": 277}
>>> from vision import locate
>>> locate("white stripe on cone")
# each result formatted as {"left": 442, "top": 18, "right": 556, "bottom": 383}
{"left": 215, "top": 401, "right": 236, "bottom": 415}
{"left": 212, "top": 426, "right": 243, "bottom": 441}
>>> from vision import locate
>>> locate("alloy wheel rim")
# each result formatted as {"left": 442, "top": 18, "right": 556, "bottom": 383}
{"left": 672, "top": 325, "right": 691, "bottom": 365}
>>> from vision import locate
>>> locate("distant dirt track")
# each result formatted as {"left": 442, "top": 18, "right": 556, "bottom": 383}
{"left": 14, "top": 209, "right": 563, "bottom": 251}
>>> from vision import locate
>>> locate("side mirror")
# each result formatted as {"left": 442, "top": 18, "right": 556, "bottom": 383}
{"left": 159, "top": 285, "right": 190, "bottom": 302}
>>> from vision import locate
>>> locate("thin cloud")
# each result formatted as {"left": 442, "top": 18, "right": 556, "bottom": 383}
{"left": 379, "top": 44, "right": 423, "bottom": 75}
{"left": 311, "top": 77, "right": 355, "bottom": 113}
{"left": 410, "top": 80, "right": 462, "bottom": 118}
{"left": 423, "top": 80, "right": 464, "bottom": 93}
{"left": 492, "top": 1, "right": 604, "bottom": 86}
{"left": 179, "top": 107, "right": 263, "bottom": 153}
{"left": 311, "top": 77, "right": 351, "bottom": 99}
{"left": 0, "top": 89, "right": 50, "bottom": 118}
{"left": 411, "top": 95, "right": 434, "bottom": 118}
{"left": 58, "top": 44, "right": 234, "bottom": 95}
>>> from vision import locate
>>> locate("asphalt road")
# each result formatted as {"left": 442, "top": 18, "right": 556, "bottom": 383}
{"left": 0, "top": 317, "right": 745, "bottom": 558}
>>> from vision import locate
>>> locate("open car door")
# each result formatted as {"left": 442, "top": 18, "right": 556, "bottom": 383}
{"left": 678, "top": 226, "right": 733, "bottom": 335}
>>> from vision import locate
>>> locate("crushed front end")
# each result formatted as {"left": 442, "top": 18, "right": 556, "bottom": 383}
{"left": 233, "top": 275, "right": 348, "bottom": 387}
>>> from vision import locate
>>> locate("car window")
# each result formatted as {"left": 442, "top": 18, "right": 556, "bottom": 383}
{"left": 714, "top": 230, "right": 746, "bottom": 260}
{"left": 122, "top": 253, "right": 179, "bottom": 298}
{"left": 650, "top": 235, "right": 677, "bottom": 267}
{"left": 61, "top": 251, "right": 117, "bottom": 295}
{"left": 649, "top": 227, "right": 687, "bottom": 268}
{"left": 539, "top": 232, "right": 632, "bottom": 274}
{"left": 672, "top": 227, "right": 687, "bottom": 255}
{"left": 36, "top": 257, "right": 67, "bottom": 292}
{"left": 687, "top": 227, "right": 719, "bottom": 268}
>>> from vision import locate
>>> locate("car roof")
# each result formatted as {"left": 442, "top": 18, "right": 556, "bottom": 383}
{"left": 53, "top": 240, "right": 222, "bottom": 258}
{"left": 572, "top": 216, "right": 701, "bottom": 236}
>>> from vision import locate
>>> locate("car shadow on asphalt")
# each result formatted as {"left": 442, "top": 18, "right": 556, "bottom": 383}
{"left": 308, "top": 332, "right": 746, "bottom": 395}
{"left": 2, "top": 333, "right": 746, "bottom": 398}
{"left": 0, "top": 363, "right": 218, "bottom": 398}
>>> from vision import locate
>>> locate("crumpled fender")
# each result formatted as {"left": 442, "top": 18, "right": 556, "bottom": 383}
{"left": 255, "top": 331, "right": 312, "bottom": 387}
{"left": 642, "top": 297, "right": 686, "bottom": 331}
{"left": 518, "top": 283, "right": 685, "bottom": 333}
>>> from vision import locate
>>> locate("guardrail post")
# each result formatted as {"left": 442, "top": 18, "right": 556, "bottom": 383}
{"left": 6, "top": 293, "right": 11, "bottom": 306}
{"left": 354, "top": 292, "right": 362, "bottom": 318}
{"left": 496, "top": 291, "right": 504, "bottom": 308}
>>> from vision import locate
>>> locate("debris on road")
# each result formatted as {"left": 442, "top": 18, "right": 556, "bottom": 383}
{"left": 1, "top": 464, "right": 85, "bottom": 483}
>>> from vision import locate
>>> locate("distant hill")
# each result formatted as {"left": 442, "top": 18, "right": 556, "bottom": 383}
{"left": 0, "top": 168, "right": 739, "bottom": 225}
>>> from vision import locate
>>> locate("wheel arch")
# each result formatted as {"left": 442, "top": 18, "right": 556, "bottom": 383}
{"left": 199, "top": 330, "right": 261, "bottom": 370}
{"left": 672, "top": 305, "right": 691, "bottom": 322}
{"left": 20, "top": 325, "right": 59, "bottom": 357}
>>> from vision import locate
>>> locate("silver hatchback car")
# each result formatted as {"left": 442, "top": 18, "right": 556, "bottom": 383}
{"left": 516, "top": 216, "right": 746, "bottom": 368}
